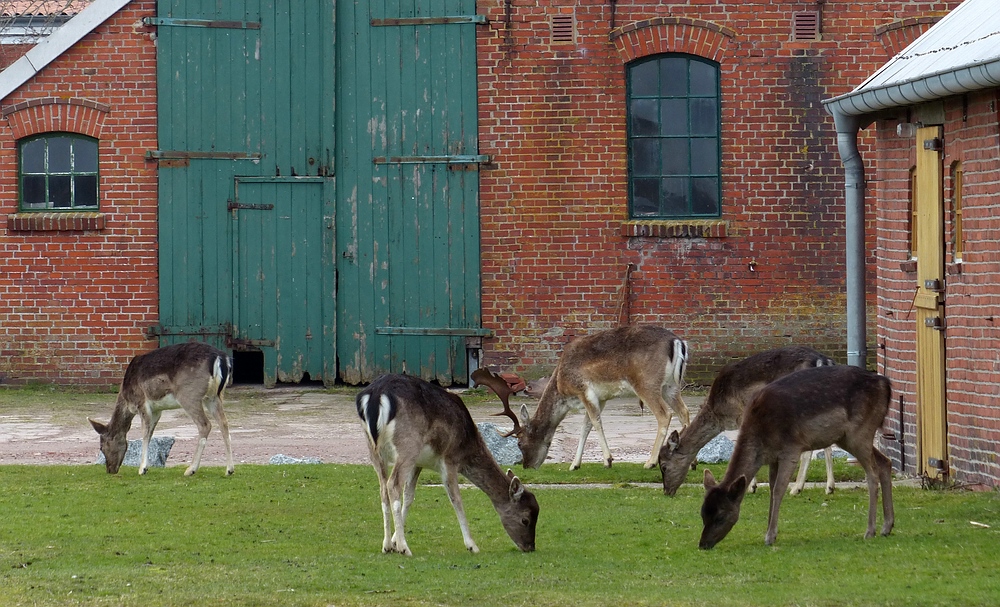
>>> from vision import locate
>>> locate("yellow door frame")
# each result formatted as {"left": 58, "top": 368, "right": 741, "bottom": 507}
{"left": 914, "top": 125, "right": 948, "bottom": 480}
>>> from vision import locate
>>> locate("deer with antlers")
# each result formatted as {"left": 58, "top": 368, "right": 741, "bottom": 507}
{"left": 658, "top": 346, "right": 837, "bottom": 496}
{"left": 89, "top": 341, "right": 235, "bottom": 476}
{"left": 699, "top": 364, "right": 894, "bottom": 548}
{"left": 356, "top": 373, "right": 539, "bottom": 555}
{"left": 474, "top": 325, "right": 690, "bottom": 470}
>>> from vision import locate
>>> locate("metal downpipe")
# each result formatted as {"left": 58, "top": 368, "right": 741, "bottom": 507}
{"left": 832, "top": 110, "right": 867, "bottom": 369}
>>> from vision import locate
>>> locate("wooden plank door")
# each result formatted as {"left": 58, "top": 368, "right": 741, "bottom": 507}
{"left": 335, "top": 0, "right": 485, "bottom": 385}
{"left": 914, "top": 125, "right": 948, "bottom": 480}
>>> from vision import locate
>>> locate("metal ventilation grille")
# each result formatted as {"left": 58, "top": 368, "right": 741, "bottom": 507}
{"left": 550, "top": 14, "right": 576, "bottom": 44}
{"left": 792, "top": 11, "right": 820, "bottom": 41}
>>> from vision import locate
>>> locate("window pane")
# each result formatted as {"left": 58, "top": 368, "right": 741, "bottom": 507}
{"left": 691, "top": 98, "right": 718, "bottom": 136}
{"left": 690, "top": 60, "right": 717, "bottom": 96}
{"left": 661, "top": 139, "right": 689, "bottom": 175}
{"left": 660, "top": 59, "right": 687, "bottom": 96}
{"left": 661, "top": 177, "right": 689, "bottom": 215}
{"left": 74, "top": 139, "right": 98, "bottom": 172}
{"left": 630, "top": 99, "right": 658, "bottom": 136}
{"left": 659, "top": 99, "right": 688, "bottom": 136}
{"left": 692, "top": 177, "right": 720, "bottom": 215}
{"left": 22, "top": 139, "right": 45, "bottom": 173}
{"left": 691, "top": 138, "right": 719, "bottom": 175}
{"left": 50, "top": 175, "right": 71, "bottom": 207}
{"left": 48, "top": 137, "right": 72, "bottom": 172}
{"left": 631, "top": 60, "right": 658, "bottom": 97}
{"left": 75, "top": 175, "right": 98, "bottom": 207}
{"left": 23, "top": 175, "right": 45, "bottom": 206}
{"left": 632, "top": 139, "right": 659, "bottom": 176}
{"left": 632, "top": 179, "right": 660, "bottom": 216}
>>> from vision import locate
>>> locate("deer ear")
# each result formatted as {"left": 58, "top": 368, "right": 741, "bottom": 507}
{"left": 666, "top": 430, "right": 680, "bottom": 451}
{"left": 729, "top": 476, "right": 748, "bottom": 499}
{"left": 88, "top": 418, "right": 108, "bottom": 435}
{"left": 509, "top": 475, "right": 525, "bottom": 501}
{"left": 703, "top": 468, "right": 718, "bottom": 489}
{"left": 519, "top": 404, "right": 531, "bottom": 426}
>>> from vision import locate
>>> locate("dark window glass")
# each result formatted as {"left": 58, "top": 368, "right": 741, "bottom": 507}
{"left": 18, "top": 134, "right": 99, "bottom": 210}
{"left": 627, "top": 55, "right": 721, "bottom": 218}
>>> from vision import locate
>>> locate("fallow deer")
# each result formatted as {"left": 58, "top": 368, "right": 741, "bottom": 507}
{"left": 474, "top": 325, "right": 690, "bottom": 470}
{"left": 89, "top": 341, "right": 235, "bottom": 476}
{"left": 699, "top": 364, "right": 894, "bottom": 548}
{"left": 356, "top": 373, "right": 539, "bottom": 555}
{"left": 658, "top": 346, "right": 836, "bottom": 496}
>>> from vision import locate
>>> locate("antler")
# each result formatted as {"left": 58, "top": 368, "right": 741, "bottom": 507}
{"left": 471, "top": 367, "right": 522, "bottom": 437}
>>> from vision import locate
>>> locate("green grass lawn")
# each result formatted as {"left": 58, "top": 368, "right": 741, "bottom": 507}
{"left": 0, "top": 464, "right": 997, "bottom": 606}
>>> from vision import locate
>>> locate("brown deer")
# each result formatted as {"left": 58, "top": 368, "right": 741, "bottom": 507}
{"left": 89, "top": 341, "right": 235, "bottom": 476}
{"left": 474, "top": 325, "right": 690, "bottom": 470}
{"left": 658, "top": 346, "right": 836, "bottom": 496}
{"left": 699, "top": 364, "right": 894, "bottom": 549}
{"left": 356, "top": 373, "right": 539, "bottom": 555}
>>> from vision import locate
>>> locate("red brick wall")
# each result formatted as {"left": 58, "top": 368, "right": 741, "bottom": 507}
{"left": 476, "top": 0, "right": 959, "bottom": 382}
{"left": 0, "top": 2, "right": 158, "bottom": 386}
{"left": 875, "top": 90, "right": 1000, "bottom": 487}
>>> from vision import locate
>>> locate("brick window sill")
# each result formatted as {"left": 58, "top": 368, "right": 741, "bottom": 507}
{"left": 7, "top": 212, "right": 105, "bottom": 232}
{"left": 621, "top": 219, "right": 728, "bottom": 238}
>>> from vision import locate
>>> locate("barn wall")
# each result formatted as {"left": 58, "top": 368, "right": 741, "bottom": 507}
{"left": 0, "top": 2, "right": 158, "bottom": 386}
{"left": 475, "top": 0, "right": 958, "bottom": 382}
{"left": 875, "top": 90, "right": 1000, "bottom": 487}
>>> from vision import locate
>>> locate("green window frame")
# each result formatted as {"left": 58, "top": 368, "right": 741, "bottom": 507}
{"left": 19, "top": 133, "right": 99, "bottom": 211}
{"left": 627, "top": 54, "right": 721, "bottom": 219}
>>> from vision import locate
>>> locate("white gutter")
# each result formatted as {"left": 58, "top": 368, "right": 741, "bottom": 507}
{"left": 823, "top": 57, "right": 1000, "bottom": 369}
{"left": 0, "top": 0, "right": 132, "bottom": 103}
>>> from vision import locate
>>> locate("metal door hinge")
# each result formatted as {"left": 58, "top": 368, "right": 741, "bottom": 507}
{"left": 923, "top": 137, "right": 944, "bottom": 151}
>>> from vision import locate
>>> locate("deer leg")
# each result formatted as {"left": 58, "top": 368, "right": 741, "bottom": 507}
{"left": 823, "top": 447, "right": 835, "bottom": 494}
{"left": 789, "top": 450, "right": 812, "bottom": 495}
{"left": 138, "top": 408, "right": 162, "bottom": 476}
{"left": 387, "top": 464, "right": 413, "bottom": 556}
{"left": 570, "top": 414, "right": 594, "bottom": 471}
{"left": 185, "top": 407, "right": 212, "bottom": 477}
{"left": 441, "top": 464, "right": 479, "bottom": 554}
{"left": 368, "top": 452, "right": 394, "bottom": 554}
{"left": 764, "top": 459, "right": 797, "bottom": 546}
{"left": 638, "top": 391, "right": 674, "bottom": 469}
{"left": 205, "top": 396, "right": 234, "bottom": 476}
{"left": 574, "top": 397, "right": 612, "bottom": 469}
{"left": 875, "top": 449, "right": 894, "bottom": 536}
{"left": 401, "top": 466, "right": 421, "bottom": 522}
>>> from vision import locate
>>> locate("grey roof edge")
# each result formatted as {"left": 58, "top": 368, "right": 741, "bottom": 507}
{"left": 0, "top": 0, "right": 132, "bottom": 104}
{"left": 823, "top": 58, "right": 1000, "bottom": 123}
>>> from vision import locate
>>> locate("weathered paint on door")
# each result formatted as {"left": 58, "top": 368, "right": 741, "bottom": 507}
{"left": 154, "top": 1, "right": 337, "bottom": 385}
{"left": 914, "top": 125, "right": 948, "bottom": 481}
{"left": 336, "top": 0, "right": 486, "bottom": 385}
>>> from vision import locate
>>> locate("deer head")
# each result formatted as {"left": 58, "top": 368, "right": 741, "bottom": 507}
{"left": 699, "top": 469, "right": 748, "bottom": 549}
{"left": 472, "top": 367, "right": 550, "bottom": 468}
{"left": 89, "top": 417, "right": 129, "bottom": 474}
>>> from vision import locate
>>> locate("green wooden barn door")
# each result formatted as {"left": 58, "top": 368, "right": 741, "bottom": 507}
{"left": 154, "top": 1, "right": 337, "bottom": 385}
{"left": 336, "top": 0, "right": 487, "bottom": 385}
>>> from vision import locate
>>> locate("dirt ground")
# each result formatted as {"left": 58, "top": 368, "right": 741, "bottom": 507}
{"left": 0, "top": 385, "right": 704, "bottom": 469}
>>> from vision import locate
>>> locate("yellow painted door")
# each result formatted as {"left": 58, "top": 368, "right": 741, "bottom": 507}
{"left": 914, "top": 126, "right": 948, "bottom": 480}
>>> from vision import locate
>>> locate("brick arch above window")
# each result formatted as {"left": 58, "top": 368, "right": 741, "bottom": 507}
{"left": 874, "top": 15, "right": 946, "bottom": 57}
{"left": 2, "top": 97, "right": 112, "bottom": 140}
{"left": 610, "top": 17, "right": 736, "bottom": 64}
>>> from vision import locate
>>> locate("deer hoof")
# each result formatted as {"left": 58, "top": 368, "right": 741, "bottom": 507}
{"left": 184, "top": 467, "right": 197, "bottom": 477}
{"left": 603, "top": 459, "right": 613, "bottom": 469}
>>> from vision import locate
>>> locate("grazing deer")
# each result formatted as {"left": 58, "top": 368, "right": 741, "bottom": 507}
{"left": 474, "top": 325, "right": 690, "bottom": 470}
{"left": 658, "top": 346, "right": 836, "bottom": 496}
{"left": 356, "top": 374, "right": 539, "bottom": 555}
{"left": 699, "top": 364, "right": 894, "bottom": 549}
{"left": 89, "top": 341, "right": 235, "bottom": 476}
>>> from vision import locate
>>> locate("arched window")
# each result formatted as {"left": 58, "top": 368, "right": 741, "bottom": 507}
{"left": 627, "top": 54, "right": 721, "bottom": 219}
{"left": 19, "top": 134, "right": 99, "bottom": 210}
